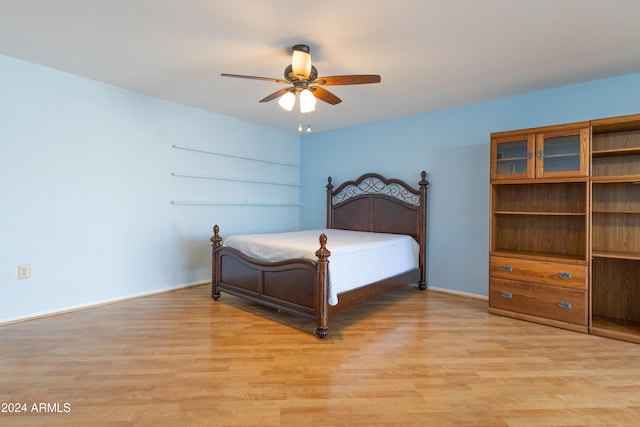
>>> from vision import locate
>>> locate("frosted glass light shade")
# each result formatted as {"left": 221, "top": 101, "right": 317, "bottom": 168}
{"left": 278, "top": 91, "right": 295, "bottom": 111}
{"left": 299, "top": 89, "right": 316, "bottom": 113}
{"left": 291, "top": 45, "right": 311, "bottom": 79}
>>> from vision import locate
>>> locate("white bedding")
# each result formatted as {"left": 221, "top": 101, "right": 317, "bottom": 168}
{"left": 223, "top": 229, "right": 419, "bottom": 306}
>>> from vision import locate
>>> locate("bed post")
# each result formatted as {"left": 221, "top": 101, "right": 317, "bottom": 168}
{"left": 315, "top": 233, "right": 331, "bottom": 339}
{"left": 419, "top": 171, "right": 429, "bottom": 290}
{"left": 210, "top": 225, "right": 222, "bottom": 300}
{"left": 326, "top": 177, "right": 333, "bottom": 228}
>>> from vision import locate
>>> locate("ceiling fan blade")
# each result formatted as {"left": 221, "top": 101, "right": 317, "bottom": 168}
{"left": 221, "top": 73, "right": 289, "bottom": 84}
{"left": 259, "top": 87, "right": 293, "bottom": 103}
{"left": 314, "top": 75, "right": 381, "bottom": 85}
{"left": 310, "top": 86, "right": 342, "bottom": 105}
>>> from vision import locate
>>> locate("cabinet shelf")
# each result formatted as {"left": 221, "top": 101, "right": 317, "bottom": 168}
{"left": 592, "top": 251, "right": 640, "bottom": 261}
{"left": 591, "top": 316, "right": 640, "bottom": 344}
{"left": 592, "top": 147, "right": 640, "bottom": 157}
{"left": 490, "top": 250, "right": 587, "bottom": 263}
{"left": 591, "top": 176, "right": 640, "bottom": 183}
{"left": 544, "top": 153, "right": 580, "bottom": 159}
{"left": 494, "top": 211, "right": 585, "bottom": 216}
{"left": 592, "top": 210, "right": 640, "bottom": 214}
{"left": 497, "top": 156, "right": 527, "bottom": 162}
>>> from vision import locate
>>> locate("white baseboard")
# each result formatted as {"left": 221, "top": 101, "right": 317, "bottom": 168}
{"left": 0, "top": 280, "right": 209, "bottom": 326}
{"left": 2, "top": 281, "right": 486, "bottom": 325}
{"left": 427, "top": 285, "right": 488, "bottom": 301}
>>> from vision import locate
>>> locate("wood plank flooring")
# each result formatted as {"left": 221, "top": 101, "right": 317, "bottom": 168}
{"left": 1, "top": 284, "right": 640, "bottom": 426}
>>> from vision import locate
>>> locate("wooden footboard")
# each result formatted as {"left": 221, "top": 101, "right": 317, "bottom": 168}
{"left": 211, "top": 225, "right": 331, "bottom": 338}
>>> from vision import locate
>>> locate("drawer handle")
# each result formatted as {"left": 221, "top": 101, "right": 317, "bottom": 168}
{"left": 558, "top": 301, "right": 572, "bottom": 310}
{"left": 501, "top": 265, "right": 513, "bottom": 273}
{"left": 558, "top": 272, "right": 573, "bottom": 280}
{"left": 500, "top": 292, "right": 513, "bottom": 299}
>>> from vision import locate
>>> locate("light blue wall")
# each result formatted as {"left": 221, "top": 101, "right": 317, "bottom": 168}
{"left": 0, "top": 55, "right": 299, "bottom": 322}
{"left": 300, "top": 73, "right": 640, "bottom": 296}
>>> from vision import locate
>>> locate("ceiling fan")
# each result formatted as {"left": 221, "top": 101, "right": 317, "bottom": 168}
{"left": 221, "top": 44, "right": 381, "bottom": 120}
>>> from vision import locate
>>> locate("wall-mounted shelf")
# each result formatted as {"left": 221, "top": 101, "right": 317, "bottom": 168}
{"left": 171, "top": 172, "right": 300, "bottom": 187}
{"left": 170, "top": 201, "right": 301, "bottom": 207}
{"left": 172, "top": 144, "right": 301, "bottom": 168}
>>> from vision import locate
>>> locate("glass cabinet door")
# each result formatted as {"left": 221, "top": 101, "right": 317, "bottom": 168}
{"left": 535, "top": 128, "right": 588, "bottom": 178}
{"left": 491, "top": 134, "right": 535, "bottom": 180}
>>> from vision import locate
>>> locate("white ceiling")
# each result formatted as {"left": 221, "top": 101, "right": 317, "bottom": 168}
{"left": 1, "top": 0, "right": 640, "bottom": 133}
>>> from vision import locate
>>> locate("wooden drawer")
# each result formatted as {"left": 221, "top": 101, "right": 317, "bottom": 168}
{"left": 490, "top": 255, "right": 586, "bottom": 289}
{"left": 489, "top": 278, "right": 587, "bottom": 325}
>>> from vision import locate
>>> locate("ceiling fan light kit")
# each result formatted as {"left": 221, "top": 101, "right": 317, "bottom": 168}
{"left": 222, "top": 44, "right": 381, "bottom": 131}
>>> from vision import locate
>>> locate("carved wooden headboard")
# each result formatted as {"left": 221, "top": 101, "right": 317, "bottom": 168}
{"left": 326, "top": 171, "right": 428, "bottom": 241}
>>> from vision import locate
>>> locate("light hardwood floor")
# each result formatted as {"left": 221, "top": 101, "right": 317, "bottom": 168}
{"left": 1, "top": 284, "right": 639, "bottom": 426}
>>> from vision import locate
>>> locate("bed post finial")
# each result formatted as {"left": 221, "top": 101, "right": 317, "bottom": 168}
{"left": 211, "top": 225, "right": 222, "bottom": 248}
{"left": 315, "top": 233, "right": 331, "bottom": 260}
{"left": 211, "top": 225, "right": 222, "bottom": 300}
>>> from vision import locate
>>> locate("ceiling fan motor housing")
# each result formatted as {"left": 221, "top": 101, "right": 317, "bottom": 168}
{"left": 285, "top": 65, "right": 318, "bottom": 86}
{"left": 292, "top": 44, "right": 310, "bottom": 54}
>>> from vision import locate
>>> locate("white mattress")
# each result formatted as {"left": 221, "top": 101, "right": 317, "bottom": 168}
{"left": 223, "top": 229, "right": 419, "bottom": 306}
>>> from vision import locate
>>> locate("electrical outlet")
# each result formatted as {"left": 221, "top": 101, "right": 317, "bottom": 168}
{"left": 18, "top": 264, "right": 30, "bottom": 280}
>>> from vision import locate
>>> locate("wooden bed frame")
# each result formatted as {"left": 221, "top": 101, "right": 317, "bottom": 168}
{"left": 210, "top": 171, "right": 429, "bottom": 338}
